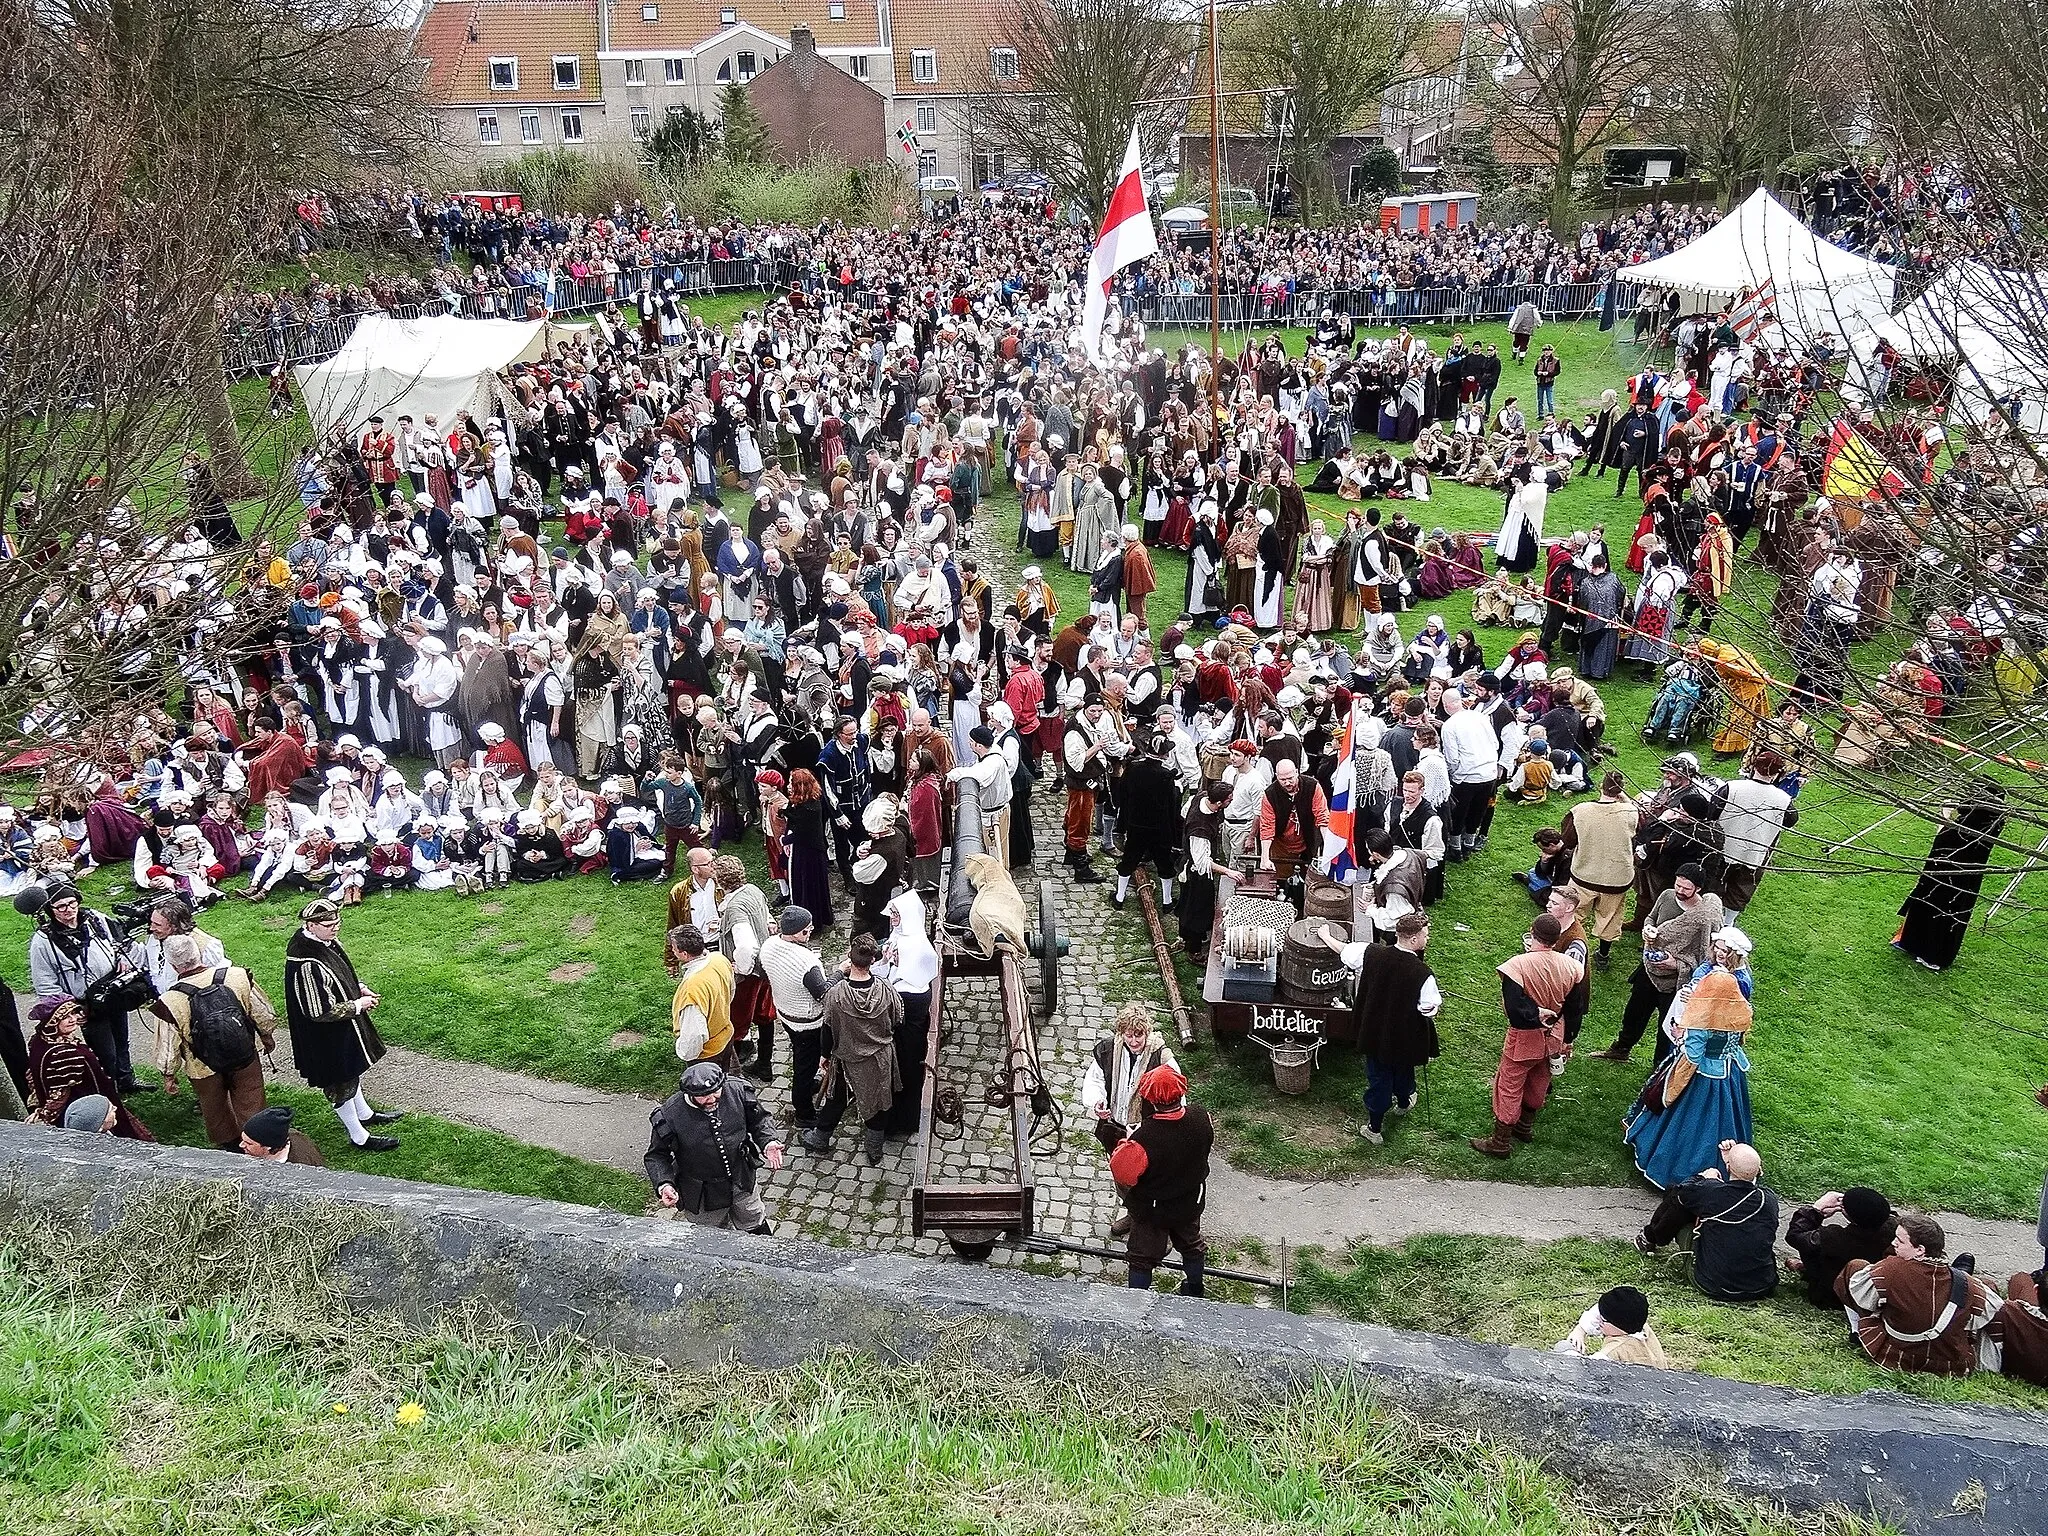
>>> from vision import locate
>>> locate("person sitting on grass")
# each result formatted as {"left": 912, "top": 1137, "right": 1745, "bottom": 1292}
{"left": 1634, "top": 1139, "right": 1780, "bottom": 1303}
{"left": 1514, "top": 827, "right": 1572, "bottom": 903}
{"left": 1784, "top": 1185, "right": 1895, "bottom": 1308}
{"left": 1838, "top": 1214, "right": 2003, "bottom": 1378}
{"left": 1552, "top": 1285, "right": 1669, "bottom": 1368}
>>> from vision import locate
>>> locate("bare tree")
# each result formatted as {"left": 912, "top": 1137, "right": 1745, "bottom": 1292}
{"left": 1598, "top": 0, "right": 2048, "bottom": 946}
{"left": 0, "top": 5, "right": 307, "bottom": 761}
{"left": 62, "top": 0, "right": 426, "bottom": 495}
{"left": 966, "top": 0, "right": 1192, "bottom": 222}
{"left": 1665, "top": 0, "right": 1853, "bottom": 200}
{"left": 1472, "top": 0, "right": 1667, "bottom": 233}
{"left": 1236, "top": 0, "right": 1434, "bottom": 222}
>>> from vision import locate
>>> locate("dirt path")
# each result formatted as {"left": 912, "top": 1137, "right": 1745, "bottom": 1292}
{"left": 255, "top": 995, "right": 2046, "bottom": 1277}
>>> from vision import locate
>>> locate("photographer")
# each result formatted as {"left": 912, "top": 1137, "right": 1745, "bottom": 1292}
{"left": 23, "top": 880, "right": 152, "bottom": 1096}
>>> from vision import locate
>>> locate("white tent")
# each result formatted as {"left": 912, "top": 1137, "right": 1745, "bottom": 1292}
{"left": 1858, "top": 263, "right": 2048, "bottom": 431}
{"left": 295, "top": 315, "right": 561, "bottom": 438}
{"left": 1617, "top": 188, "right": 1897, "bottom": 347}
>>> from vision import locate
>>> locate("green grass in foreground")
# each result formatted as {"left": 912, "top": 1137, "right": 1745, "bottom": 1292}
{"left": 137, "top": 1078, "right": 647, "bottom": 1214}
{"left": 1293, "top": 1232, "right": 2047, "bottom": 1411}
{"left": 0, "top": 1262, "right": 1887, "bottom": 1536}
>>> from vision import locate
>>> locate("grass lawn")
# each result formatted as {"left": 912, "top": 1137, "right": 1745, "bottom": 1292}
{"left": 0, "top": 1261, "right": 1888, "bottom": 1536}
{"left": 976, "top": 310, "right": 2048, "bottom": 1221}
{"left": 137, "top": 1078, "right": 647, "bottom": 1214}
{"left": 1289, "top": 1231, "right": 2047, "bottom": 1410}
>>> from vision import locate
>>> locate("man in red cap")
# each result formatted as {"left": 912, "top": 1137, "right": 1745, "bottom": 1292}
{"left": 1106, "top": 1063, "right": 1212, "bottom": 1297}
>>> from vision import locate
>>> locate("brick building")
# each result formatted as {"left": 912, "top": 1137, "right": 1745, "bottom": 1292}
{"left": 748, "top": 26, "right": 887, "bottom": 165}
{"left": 414, "top": 0, "right": 1014, "bottom": 184}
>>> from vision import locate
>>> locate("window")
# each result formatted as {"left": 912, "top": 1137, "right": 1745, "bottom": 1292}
{"left": 552, "top": 55, "right": 581, "bottom": 89}
{"left": 911, "top": 48, "right": 937, "bottom": 82}
{"left": 560, "top": 107, "right": 584, "bottom": 142}
{"left": 916, "top": 150, "right": 938, "bottom": 178}
{"left": 989, "top": 46, "right": 1017, "bottom": 81}
{"left": 664, "top": 56, "right": 687, "bottom": 84}
{"left": 915, "top": 104, "right": 937, "bottom": 133}
{"left": 477, "top": 111, "right": 501, "bottom": 144}
{"left": 488, "top": 57, "right": 517, "bottom": 91}
{"left": 716, "top": 59, "right": 731, "bottom": 80}
{"left": 622, "top": 58, "right": 646, "bottom": 84}
{"left": 973, "top": 150, "right": 1005, "bottom": 185}
{"left": 737, "top": 49, "right": 757, "bottom": 80}
{"left": 828, "top": 0, "right": 845, "bottom": 15}
{"left": 720, "top": 5, "right": 736, "bottom": 22}
{"left": 519, "top": 109, "right": 541, "bottom": 143}
{"left": 642, "top": 2, "right": 659, "bottom": 16}
{"left": 849, "top": 53, "right": 869, "bottom": 80}
{"left": 631, "top": 107, "right": 652, "bottom": 138}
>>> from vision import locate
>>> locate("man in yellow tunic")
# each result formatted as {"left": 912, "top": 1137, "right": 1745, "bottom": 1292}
{"left": 668, "top": 923, "right": 736, "bottom": 1070}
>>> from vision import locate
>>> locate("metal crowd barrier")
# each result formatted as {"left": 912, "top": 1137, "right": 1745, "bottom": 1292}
{"left": 221, "top": 261, "right": 1606, "bottom": 378}
{"left": 219, "top": 255, "right": 806, "bottom": 377}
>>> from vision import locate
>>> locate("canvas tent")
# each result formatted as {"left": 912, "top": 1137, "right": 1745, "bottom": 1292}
{"left": 295, "top": 315, "right": 561, "bottom": 439}
{"left": 1856, "top": 262, "right": 2048, "bottom": 432}
{"left": 1617, "top": 188, "right": 1897, "bottom": 347}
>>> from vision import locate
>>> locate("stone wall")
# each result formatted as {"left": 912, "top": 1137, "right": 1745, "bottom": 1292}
{"left": 4, "top": 1121, "right": 2044, "bottom": 1535}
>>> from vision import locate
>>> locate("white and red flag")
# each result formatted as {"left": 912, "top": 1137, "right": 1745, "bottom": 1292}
{"left": 1080, "top": 124, "right": 1158, "bottom": 363}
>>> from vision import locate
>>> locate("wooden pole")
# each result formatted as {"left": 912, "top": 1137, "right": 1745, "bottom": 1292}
{"left": 1136, "top": 872, "right": 1198, "bottom": 1047}
{"left": 1206, "top": 0, "right": 1224, "bottom": 425}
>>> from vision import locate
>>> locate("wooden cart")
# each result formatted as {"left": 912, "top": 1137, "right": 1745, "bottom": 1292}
{"left": 911, "top": 778, "right": 1063, "bottom": 1260}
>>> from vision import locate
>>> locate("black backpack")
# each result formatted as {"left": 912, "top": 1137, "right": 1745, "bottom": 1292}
{"left": 175, "top": 969, "right": 258, "bottom": 1075}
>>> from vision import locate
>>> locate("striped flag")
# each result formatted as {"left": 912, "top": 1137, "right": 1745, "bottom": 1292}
{"left": 1324, "top": 702, "right": 1359, "bottom": 883}
{"left": 1079, "top": 124, "right": 1158, "bottom": 362}
{"left": 1729, "top": 280, "right": 1776, "bottom": 341}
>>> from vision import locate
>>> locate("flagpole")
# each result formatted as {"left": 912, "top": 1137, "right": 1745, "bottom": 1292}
{"left": 1206, "top": 0, "right": 1223, "bottom": 426}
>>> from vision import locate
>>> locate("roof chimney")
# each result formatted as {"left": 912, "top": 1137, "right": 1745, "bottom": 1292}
{"left": 790, "top": 23, "right": 814, "bottom": 52}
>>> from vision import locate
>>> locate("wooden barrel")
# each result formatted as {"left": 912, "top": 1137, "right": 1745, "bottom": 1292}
{"left": 1280, "top": 918, "right": 1351, "bottom": 1007}
{"left": 1303, "top": 878, "right": 1352, "bottom": 935}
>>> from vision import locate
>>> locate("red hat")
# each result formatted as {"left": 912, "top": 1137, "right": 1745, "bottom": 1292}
{"left": 935, "top": 487, "right": 952, "bottom": 503}
{"left": 1137, "top": 1064, "right": 1187, "bottom": 1106}
{"left": 1228, "top": 738, "right": 1257, "bottom": 755}
{"left": 755, "top": 769, "right": 785, "bottom": 788}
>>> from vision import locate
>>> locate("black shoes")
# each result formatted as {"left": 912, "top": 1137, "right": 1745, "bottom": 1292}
{"left": 358, "top": 1135, "right": 400, "bottom": 1153}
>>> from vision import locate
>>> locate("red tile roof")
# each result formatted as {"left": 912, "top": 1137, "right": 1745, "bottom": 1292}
{"left": 415, "top": 0, "right": 604, "bottom": 104}
{"left": 884, "top": 0, "right": 1001, "bottom": 96}
{"left": 607, "top": 0, "right": 882, "bottom": 51}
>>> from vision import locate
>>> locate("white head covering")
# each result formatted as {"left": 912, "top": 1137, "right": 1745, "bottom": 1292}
{"left": 884, "top": 891, "right": 940, "bottom": 994}
{"left": 1712, "top": 926, "right": 1754, "bottom": 956}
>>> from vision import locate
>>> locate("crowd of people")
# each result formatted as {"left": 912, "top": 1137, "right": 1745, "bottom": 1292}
{"left": 227, "top": 191, "right": 1737, "bottom": 354}
{"left": 8, "top": 187, "right": 2046, "bottom": 1389}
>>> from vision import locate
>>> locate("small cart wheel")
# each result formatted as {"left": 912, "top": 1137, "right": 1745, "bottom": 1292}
{"left": 946, "top": 1232, "right": 996, "bottom": 1262}
{"left": 1036, "top": 881, "right": 1060, "bottom": 1018}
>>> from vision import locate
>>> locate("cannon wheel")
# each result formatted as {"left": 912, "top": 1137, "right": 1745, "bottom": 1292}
{"left": 1037, "top": 880, "right": 1060, "bottom": 1019}
{"left": 946, "top": 1232, "right": 996, "bottom": 1262}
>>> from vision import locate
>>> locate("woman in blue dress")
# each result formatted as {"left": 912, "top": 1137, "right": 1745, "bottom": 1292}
{"left": 1623, "top": 928, "right": 1755, "bottom": 1189}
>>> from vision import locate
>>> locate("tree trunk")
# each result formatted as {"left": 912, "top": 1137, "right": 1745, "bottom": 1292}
{"left": 1550, "top": 157, "right": 1580, "bottom": 239}
{"left": 189, "top": 320, "right": 259, "bottom": 497}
